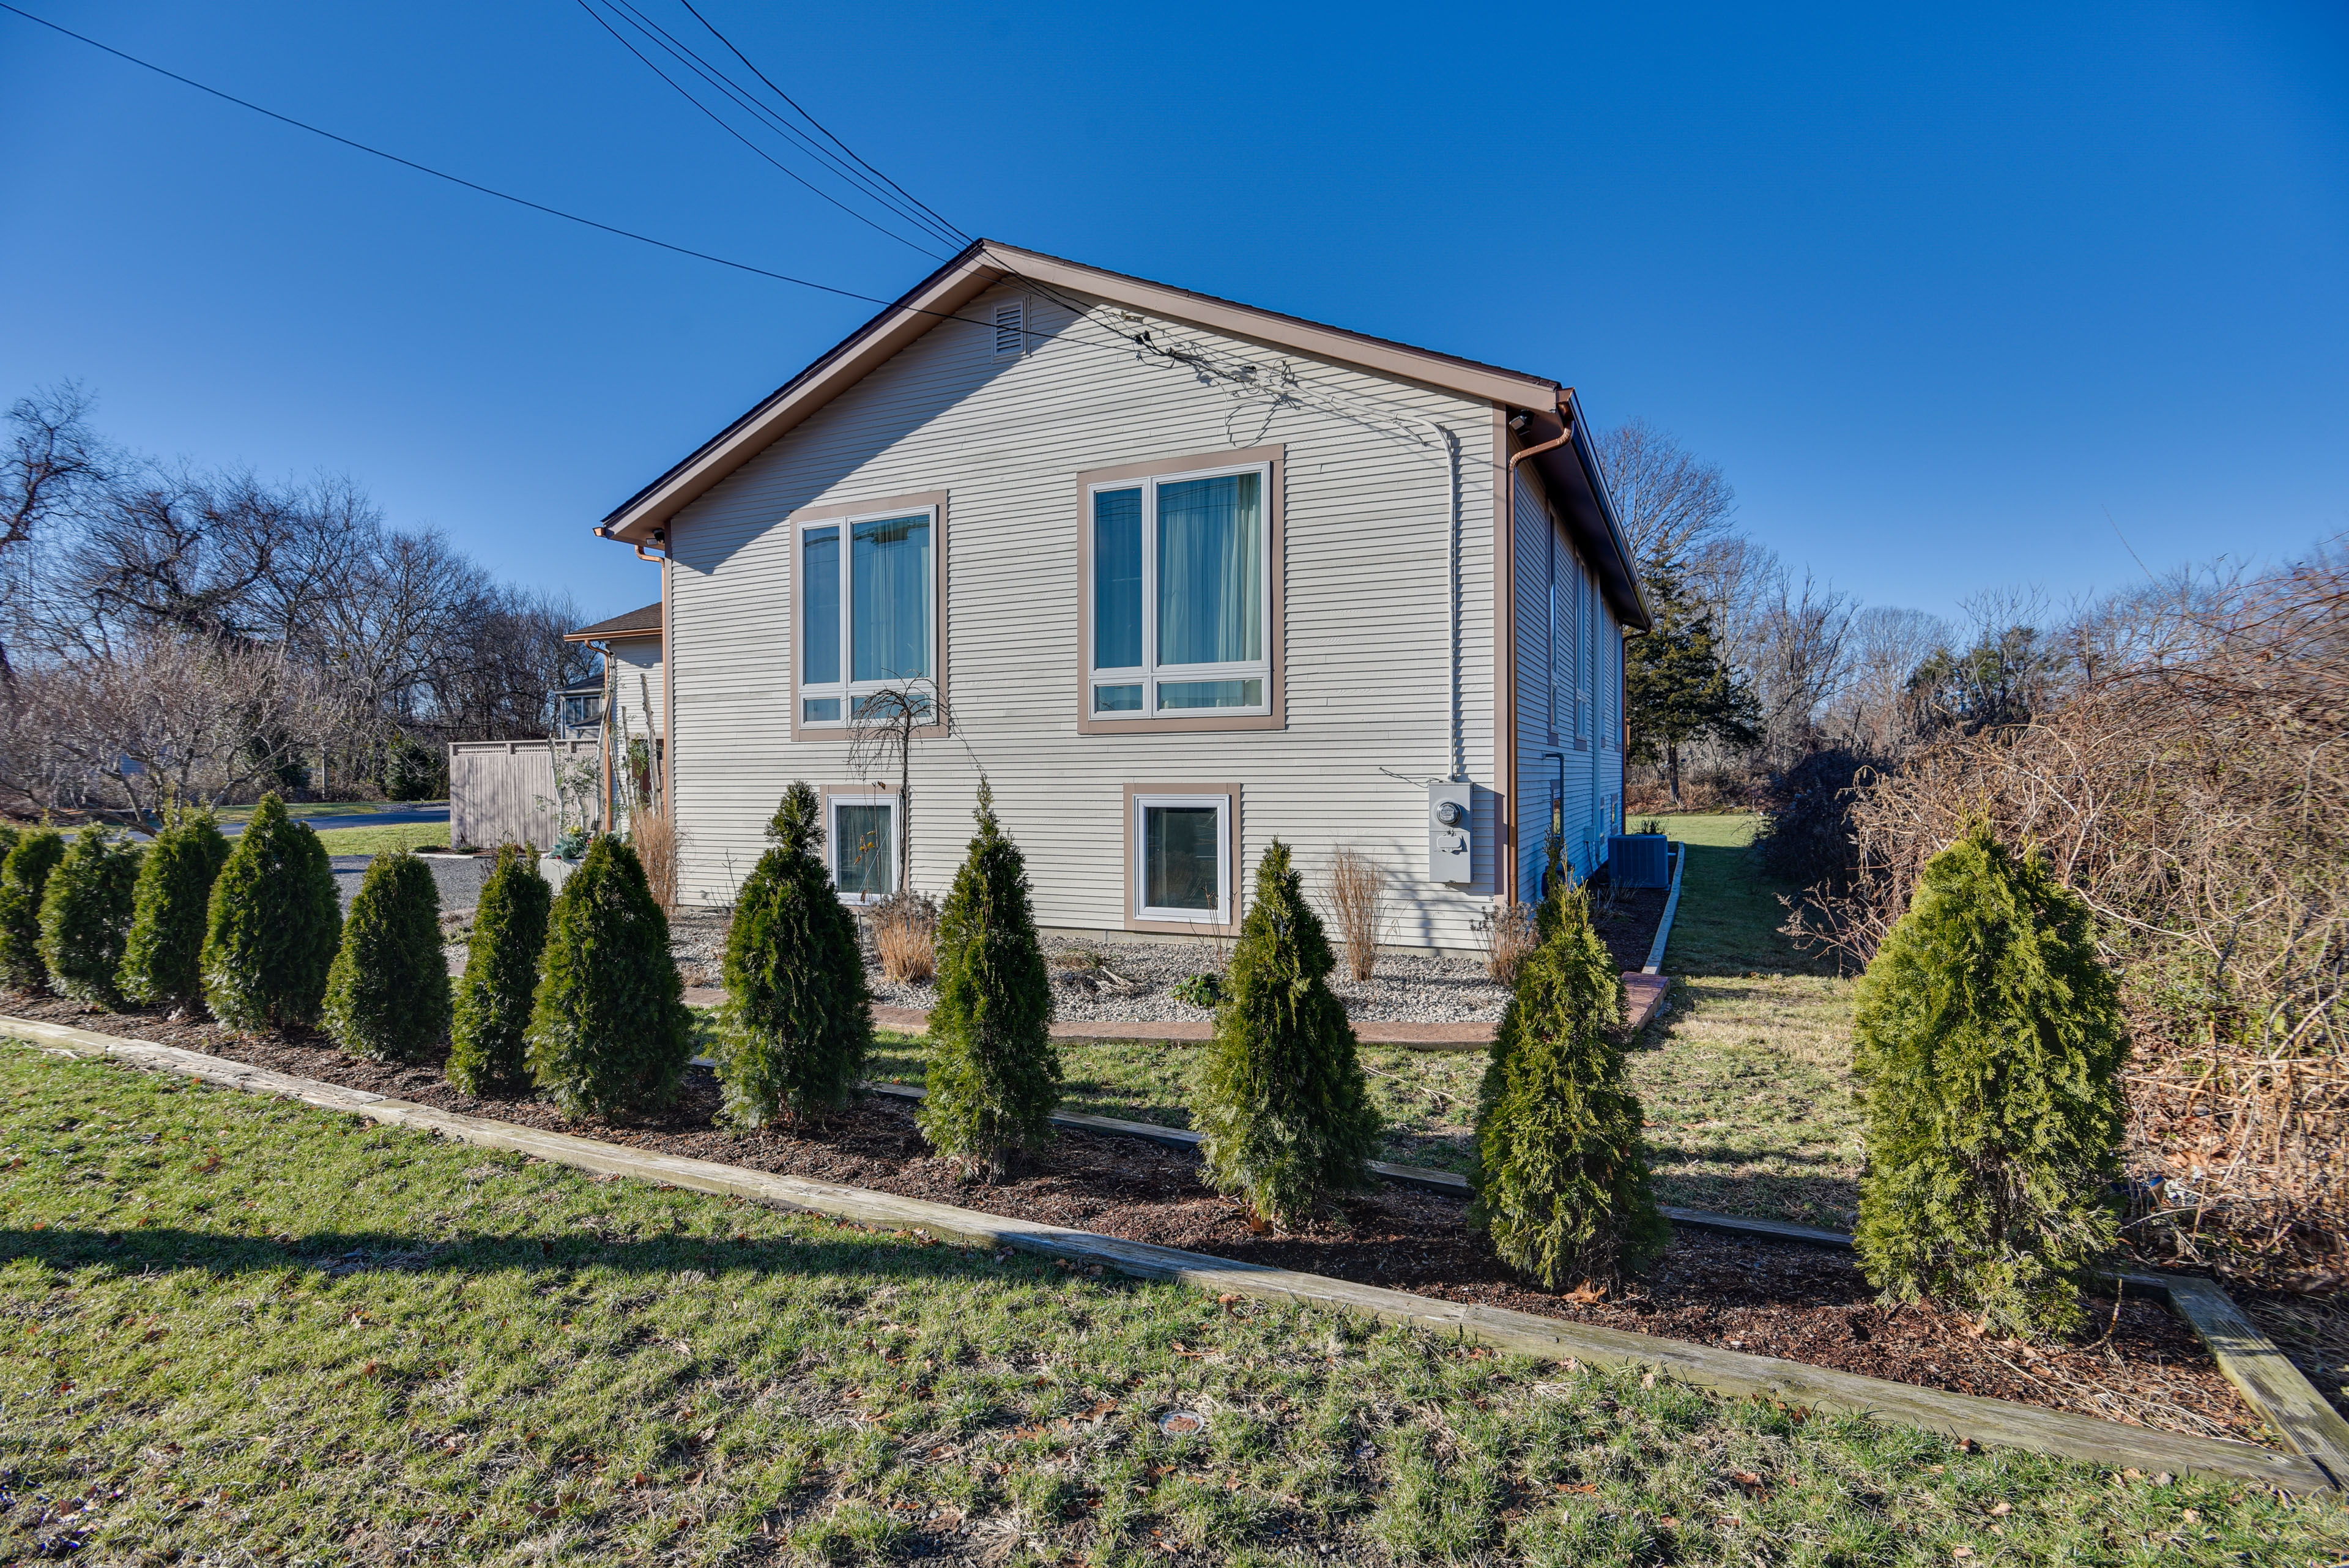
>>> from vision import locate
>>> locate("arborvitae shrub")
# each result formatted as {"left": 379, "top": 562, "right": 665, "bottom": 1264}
{"left": 37, "top": 826, "right": 145, "bottom": 1008}
{"left": 120, "top": 808, "right": 232, "bottom": 1011}
{"left": 918, "top": 781, "right": 1058, "bottom": 1177}
{"left": 0, "top": 828, "right": 67, "bottom": 992}
{"left": 525, "top": 834, "right": 692, "bottom": 1118}
{"left": 716, "top": 782, "right": 872, "bottom": 1126}
{"left": 323, "top": 850, "right": 451, "bottom": 1063}
{"left": 447, "top": 845, "right": 551, "bottom": 1094}
{"left": 1852, "top": 820, "right": 2128, "bottom": 1337}
{"left": 201, "top": 793, "right": 342, "bottom": 1029}
{"left": 1470, "top": 873, "right": 1667, "bottom": 1289}
{"left": 1194, "top": 839, "right": 1382, "bottom": 1227}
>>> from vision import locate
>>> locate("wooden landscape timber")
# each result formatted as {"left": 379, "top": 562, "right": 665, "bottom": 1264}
{"left": 4, "top": 1014, "right": 2332, "bottom": 1493}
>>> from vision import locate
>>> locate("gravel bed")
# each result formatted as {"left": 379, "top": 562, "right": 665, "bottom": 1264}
{"left": 331, "top": 852, "right": 488, "bottom": 917}
{"left": 659, "top": 909, "right": 1510, "bottom": 1024}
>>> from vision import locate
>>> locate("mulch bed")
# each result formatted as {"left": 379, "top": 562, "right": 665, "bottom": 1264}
{"left": 9, "top": 993, "right": 2267, "bottom": 1447}
{"left": 1586, "top": 877, "right": 1671, "bottom": 975}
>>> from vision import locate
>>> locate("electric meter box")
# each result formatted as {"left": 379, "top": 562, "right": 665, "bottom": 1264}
{"left": 1427, "top": 781, "right": 1472, "bottom": 883}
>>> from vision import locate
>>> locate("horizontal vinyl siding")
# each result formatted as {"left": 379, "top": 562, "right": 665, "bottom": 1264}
{"left": 607, "top": 642, "right": 662, "bottom": 750}
{"left": 665, "top": 283, "right": 1502, "bottom": 949}
{"left": 1511, "top": 467, "right": 1618, "bottom": 893}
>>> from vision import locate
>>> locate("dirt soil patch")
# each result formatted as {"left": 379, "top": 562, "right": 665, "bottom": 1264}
{"left": 7, "top": 992, "right": 2265, "bottom": 1448}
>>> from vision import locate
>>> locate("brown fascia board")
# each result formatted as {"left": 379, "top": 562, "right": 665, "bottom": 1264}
{"left": 596, "top": 240, "right": 1567, "bottom": 544}
{"left": 562, "top": 626, "right": 662, "bottom": 644}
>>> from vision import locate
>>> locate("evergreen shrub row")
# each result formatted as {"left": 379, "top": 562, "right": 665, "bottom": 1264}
{"left": 0, "top": 779, "right": 2129, "bottom": 1339}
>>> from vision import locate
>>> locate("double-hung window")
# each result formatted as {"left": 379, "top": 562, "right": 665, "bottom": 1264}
{"left": 1088, "top": 461, "right": 1271, "bottom": 718}
{"left": 797, "top": 502, "right": 938, "bottom": 727}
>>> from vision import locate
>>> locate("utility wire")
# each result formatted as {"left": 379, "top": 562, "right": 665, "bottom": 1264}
{"left": 0, "top": 4, "right": 1513, "bottom": 475}
{"left": 572, "top": 0, "right": 948, "bottom": 258}
{"left": 601, "top": 0, "right": 965, "bottom": 250}
{"left": 672, "top": 0, "right": 971, "bottom": 248}
{"left": 0, "top": 1, "right": 910, "bottom": 305}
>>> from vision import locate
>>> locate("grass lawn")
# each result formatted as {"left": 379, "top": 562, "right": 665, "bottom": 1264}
{"left": 874, "top": 813, "right": 1860, "bottom": 1216}
{"left": 308, "top": 821, "right": 455, "bottom": 856}
{"left": 7, "top": 1045, "right": 2333, "bottom": 1564}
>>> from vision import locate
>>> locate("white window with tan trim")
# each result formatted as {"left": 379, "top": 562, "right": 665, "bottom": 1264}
{"left": 1088, "top": 460, "right": 1271, "bottom": 719}
{"left": 1130, "top": 791, "right": 1233, "bottom": 927}
{"left": 796, "top": 502, "right": 938, "bottom": 728}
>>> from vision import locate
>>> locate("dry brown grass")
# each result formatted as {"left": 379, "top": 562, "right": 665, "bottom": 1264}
{"left": 1472, "top": 900, "right": 1540, "bottom": 986}
{"left": 1792, "top": 547, "right": 2348, "bottom": 1290}
{"left": 1326, "top": 847, "right": 1387, "bottom": 981}
{"left": 871, "top": 892, "right": 938, "bottom": 985}
{"left": 629, "top": 809, "right": 678, "bottom": 913}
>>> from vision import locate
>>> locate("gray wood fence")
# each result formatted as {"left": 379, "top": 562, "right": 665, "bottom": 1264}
{"left": 448, "top": 739, "right": 600, "bottom": 852}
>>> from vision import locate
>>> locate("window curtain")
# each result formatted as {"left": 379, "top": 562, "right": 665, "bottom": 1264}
{"left": 851, "top": 515, "right": 930, "bottom": 682}
{"left": 1093, "top": 488, "right": 1143, "bottom": 669}
{"left": 802, "top": 527, "right": 840, "bottom": 685}
{"left": 1156, "top": 474, "right": 1261, "bottom": 667}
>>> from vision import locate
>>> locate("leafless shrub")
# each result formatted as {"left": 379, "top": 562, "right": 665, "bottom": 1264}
{"left": 1472, "top": 901, "right": 1540, "bottom": 986}
{"left": 1326, "top": 847, "right": 1387, "bottom": 982}
{"left": 0, "top": 632, "right": 347, "bottom": 823}
{"left": 629, "top": 809, "right": 678, "bottom": 914}
{"left": 1789, "top": 543, "right": 2349, "bottom": 1290}
{"left": 870, "top": 890, "right": 939, "bottom": 985}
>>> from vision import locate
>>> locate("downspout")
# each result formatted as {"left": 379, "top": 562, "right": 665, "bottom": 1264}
{"left": 1416, "top": 418, "right": 1464, "bottom": 780}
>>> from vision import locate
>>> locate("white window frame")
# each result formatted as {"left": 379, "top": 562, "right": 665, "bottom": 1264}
{"left": 1086, "top": 461, "right": 1273, "bottom": 721}
{"left": 796, "top": 503, "right": 941, "bottom": 729}
{"left": 826, "top": 790, "right": 899, "bottom": 907}
{"left": 1131, "top": 792, "right": 1233, "bottom": 926}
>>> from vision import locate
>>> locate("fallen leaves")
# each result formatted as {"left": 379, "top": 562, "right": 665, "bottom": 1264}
{"left": 1562, "top": 1280, "right": 1608, "bottom": 1305}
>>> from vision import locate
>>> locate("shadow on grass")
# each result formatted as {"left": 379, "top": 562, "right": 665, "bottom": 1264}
{"left": 0, "top": 1223, "right": 1093, "bottom": 1292}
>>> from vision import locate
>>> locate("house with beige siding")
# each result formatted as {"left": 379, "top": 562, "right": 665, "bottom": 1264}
{"left": 590, "top": 242, "right": 1647, "bottom": 953}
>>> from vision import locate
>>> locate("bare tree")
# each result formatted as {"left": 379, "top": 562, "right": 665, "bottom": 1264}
{"left": 0, "top": 384, "right": 114, "bottom": 674}
{"left": 847, "top": 677, "right": 947, "bottom": 897}
{"left": 1829, "top": 606, "right": 1951, "bottom": 752}
{"left": 0, "top": 634, "right": 348, "bottom": 825}
{"left": 1593, "top": 417, "right": 1739, "bottom": 571}
{"left": 1740, "top": 569, "right": 1855, "bottom": 764}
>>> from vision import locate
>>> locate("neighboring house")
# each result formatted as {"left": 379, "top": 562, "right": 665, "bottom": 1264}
{"left": 591, "top": 241, "right": 1647, "bottom": 953}
{"left": 564, "top": 601, "right": 665, "bottom": 818}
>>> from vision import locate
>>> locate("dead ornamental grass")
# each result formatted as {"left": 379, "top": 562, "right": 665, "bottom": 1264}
{"left": 1792, "top": 550, "right": 2348, "bottom": 1290}
{"left": 871, "top": 891, "right": 939, "bottom": 985}
{"left": 629, "top": 808, "right": 679, "bottom": 913}
{"left": 1326, "top": 847, "right": 1387, "bottom": 982}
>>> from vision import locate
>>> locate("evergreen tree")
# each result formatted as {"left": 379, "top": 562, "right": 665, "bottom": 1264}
{"left": 716, "top": 782, "right": 872, "bottom": 1126}
{"left": 1193, "top": 839, "right": 1382, "bottom": 1227}
{"left": 447, "top": 845, "right": 551, "bottom": 1094}
{"left": 1470, "top": 850, "right": 1668, "bottom": 1288}
{"left": 918, "top": 781, "right": 1058, "bottom": 1177}
{"left": 120, "top": 808, "right": 233, "bottom": 1011}
{"left": 525, "top": 834, "right": 693, "bottom": 1118}
{"left": 37, "top": 827, "right": 144, "bottom": 1008}
{"left": 0, "top": 828, "right": 66, "bottom": 992}
{"left": 1624, "top": 558, "right": 1759, "bottom": 806}
{"left": 201, "top": 793, "right": 342, "bottom": 1029}
{"left": 323, "top": 851, "right": 451, "bottom": 1062}
{"left": 1852, "top": 820, "right": 2128, "bottom": 1337}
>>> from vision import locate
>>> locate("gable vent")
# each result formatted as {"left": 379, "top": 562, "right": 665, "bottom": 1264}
{"left": 992, "top": 297, "right": 1026, "bottom": 357}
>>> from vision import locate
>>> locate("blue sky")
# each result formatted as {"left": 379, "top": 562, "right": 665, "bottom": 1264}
{"left": 4, "top": 1, "right": 2344, "bottom": 626}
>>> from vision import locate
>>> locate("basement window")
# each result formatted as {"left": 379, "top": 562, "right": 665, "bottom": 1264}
{"left": 1132, "top": 793, "right": 1231, "bottom": 925}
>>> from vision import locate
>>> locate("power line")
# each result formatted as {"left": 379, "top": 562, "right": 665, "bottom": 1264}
{"left": 600, "top": 0, "right": 966, "bottom": 251}
{"left": 1, "top": 4, "right": 1517, "bottom": 475}
{"left": 672, "top": 0, "right": 971, "bottom": 248}
{"left": 0, "top": 1, "right": 912, "bottom": 306}
{"left": 571, "top": 0, "right": 948, "bottom": 258}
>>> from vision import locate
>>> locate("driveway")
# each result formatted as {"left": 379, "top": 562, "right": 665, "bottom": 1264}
{"left": 225, "top": 806, "right": 449, "bottom": 838}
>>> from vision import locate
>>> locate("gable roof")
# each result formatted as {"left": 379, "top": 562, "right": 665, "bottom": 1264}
{"left": 595, "top": 240, "right": 1647, "bottom": 629}
{"left": 565, "top": 601, "right": 662, "bottom": 642}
